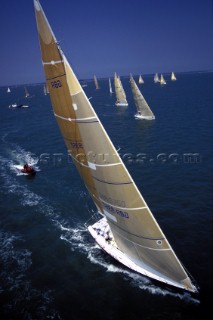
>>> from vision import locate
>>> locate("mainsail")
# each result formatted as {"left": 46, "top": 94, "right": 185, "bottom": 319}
{"left": 94, "top": 75, "right": 99, "bottom": 90}
{"left": 34, "top": 0, "right": 197, "bottom": 293}
{"left": 114, "top": 73, "right": 128, "bottom": 106}
{"left": 171, "top": 72, "right": 177, "bottom": 81}
{"left": 130, "top": 74, "right": 155, "bottom": 120}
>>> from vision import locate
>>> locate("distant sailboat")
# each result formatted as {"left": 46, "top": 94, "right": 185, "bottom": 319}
{"left": 109, "top": 78, "right": 113, "bottom": 94}
{"left": 160, "top": 74, "right": 166, "bottom": 85}
{"left": 114, "top": 73, "right": 128, "bottom": 106}
{"left": 171, "top": 72, "right": 177, "bottom": 81}
{"left": 94, "top": 75, "right": 99, "bottom": 90}
{"left": 34, "top": 0, "right": 197, "bottom": 293}
{"left": 43, "top": 84, "right": 47, "bottom": 95}
{"left": 154, "top": 73, "right": 160, "bottom": 83}
{"left": 7, "top": 87, "right": 11, "bottom": 93}
{"left": 138, "top": 75, "right": 144, "bottom": 84}
{"left": 24, "top": 87, "right": 30, "bottom": 98}
{"left": 130, "top": 74, "right": 155, "bottom": 120}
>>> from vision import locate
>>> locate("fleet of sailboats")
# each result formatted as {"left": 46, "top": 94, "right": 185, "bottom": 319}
{"left": 114, "top": 72, "right": 128, "bottom": 106}
{"left": 34, "top": 0, "right": 197, "bottom": 293}
{"left": 130, "top": 74, "right": 155, "bottom": 120}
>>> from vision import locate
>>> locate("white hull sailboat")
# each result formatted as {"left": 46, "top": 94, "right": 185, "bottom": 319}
{"left": 34, "top": 0, "right": 197, "bottom": 293}
{"left": 114, "top": 73, "right": 128, "bottom": 106}
{"left": 130, "top": 74, "right": 155, "bottom": 120}
{"left": 171, "top": 71, "right": 177, "bottom": 81}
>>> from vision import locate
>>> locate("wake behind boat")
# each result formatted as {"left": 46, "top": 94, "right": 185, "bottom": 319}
{"left": 34, "top": 0, "right": 197, "bottom": 293}
{"left": 9, "top": 103, "right": 29, "bottom": 108}
{"left": 15, "top": 163, "right": 36, "bottom": 176}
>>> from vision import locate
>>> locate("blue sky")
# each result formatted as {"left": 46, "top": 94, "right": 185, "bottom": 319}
{"left": 0, "top": 0, "right": 212, "bottom": 86}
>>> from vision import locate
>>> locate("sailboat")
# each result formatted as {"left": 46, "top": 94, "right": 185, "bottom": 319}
{"left": 171, "top": 72, "right": 177, "bottom": 81}
{"left": 154, "top": 73, "right": 160, "bottom": 83}
{"left": 160, "top": 74, "right": 166, "bottom": 85}
{"left": 114, "top": 73, "right": 128, "bottom": 106}
{"left": 130, "top": 75, "right": 155, "bottom": 120}
{"left": 138, "top": 75, "right": 144, "bottom": 84}
{"left": 43, "top": 84, "right": 47, "bottom": 95}
{"left": 94, "top": 75, "right": 99, "bottom": 90}
{"left": 24, "top": 86, "right": 30, "bottom": 98}
{"left": 7, "top": 87, "right": 11, "bottom": 93}
{"left": 34, "top": 0, "right": 197, "bottom": 293}
{"left": 109, "top": 78, "right": 113, "bottom": 94}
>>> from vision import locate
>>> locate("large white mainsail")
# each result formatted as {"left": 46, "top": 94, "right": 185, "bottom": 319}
{"left": 34, "top": 0, "right": 197, "bottom": 293}
{"left": 114, "top": 73, "right": 128, "bottom": 106}
{"left": 130, "top": 74, "right": 155, "bottom": 120}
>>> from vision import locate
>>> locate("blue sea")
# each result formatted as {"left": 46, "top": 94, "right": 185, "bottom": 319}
{"left": 0, "top": 72, "right": 212, "bottom": 319}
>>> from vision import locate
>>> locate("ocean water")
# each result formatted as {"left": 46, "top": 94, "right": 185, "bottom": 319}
{"left": 0, "top": 72, "right": 212, "bottom": 319}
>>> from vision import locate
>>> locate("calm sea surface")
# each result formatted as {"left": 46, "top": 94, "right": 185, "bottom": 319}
{"left": 0, "top": 72, "right": 212, "bottom": 319}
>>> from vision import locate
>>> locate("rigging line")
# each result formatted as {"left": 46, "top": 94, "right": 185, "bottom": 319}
{"left": 54, "top": 113, "right": 98, "bottom": 122}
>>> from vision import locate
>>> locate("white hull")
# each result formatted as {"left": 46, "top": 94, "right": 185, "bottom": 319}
{"left": 135, "top": 114, "right": 155, "bottom": 120}
{"left": 115, "top": 102, "right": 128, "bottom": 107}
{"left": 88, "top": 218, "right": 196, "bottom": 292}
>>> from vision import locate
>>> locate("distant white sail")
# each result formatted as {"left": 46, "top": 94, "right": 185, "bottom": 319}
{"left": 130, "top": 74, "right": 155, "bottom": 120}
{"left": 24, "top": 87, "right": 30, "bottom": 98}
{"left": 138, "top": 75, "right": 144, "bottom": 84}
{"left": 171, "top": 72, "right": 177, "bottom": 81}
{"left": 109, "top": 78, "right": 113, "bottom": 94}
{"left": 154, "top": 73, "right": 160, "bottom": 83}
{"left": 114, "top": 73, "right": 128, "bottom": 106}
{"left": 160, "top": 74, "right": 166, "bottom": 85}
{"left": 94, "top": 75, "right": 100, "bottom": 90}
{"left": 7, "top": 87, "right": 11, "bottom": 93}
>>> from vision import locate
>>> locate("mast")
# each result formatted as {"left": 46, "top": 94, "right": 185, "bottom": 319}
{"left": 114, "top": 73, "right": 128, "bottom": 106}
{"left": 130, "top": 74, "right": 155, "bottom": 120}
{"left": 34, "top": 0, "right": 196, "bottom": 293}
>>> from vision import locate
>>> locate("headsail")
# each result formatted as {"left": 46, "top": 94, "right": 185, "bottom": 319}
{"left": 114, "top": 73, "right": 128, "bottom": 106}
{"left": 130, "top": 74, "right": 155, "bottom": 120}
{"left": 34, "top": 0, "right": 197, "bottom": 293}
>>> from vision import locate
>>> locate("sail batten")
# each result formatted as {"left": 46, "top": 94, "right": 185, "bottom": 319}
{"left": 34, "top": 0, "right": 197, "bottom": 292}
